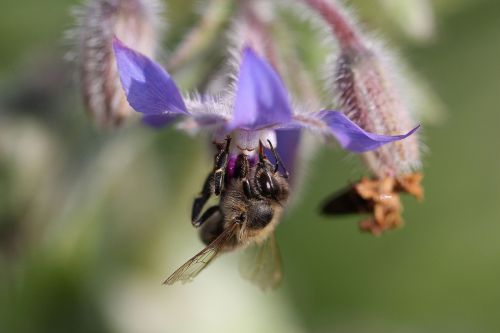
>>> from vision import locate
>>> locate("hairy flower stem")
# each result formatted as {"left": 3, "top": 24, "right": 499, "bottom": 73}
{"left": 304, "top": 0, "right": 363, "bottom": 52}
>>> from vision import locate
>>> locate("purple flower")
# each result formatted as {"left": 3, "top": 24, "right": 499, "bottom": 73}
{"left": 112, "top": 37, "right": 418, "bottom": 163}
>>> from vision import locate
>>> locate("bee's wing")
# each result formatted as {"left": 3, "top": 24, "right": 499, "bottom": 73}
{"left": 163, "top": 223, "right": 237, "bottom": 285}
{"left": 239, "top": 233, "right": 283, "bottom": 291}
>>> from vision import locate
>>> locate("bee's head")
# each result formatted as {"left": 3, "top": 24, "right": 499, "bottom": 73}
{"left": 253, "top": 163, "right": 290, "bottom": 204}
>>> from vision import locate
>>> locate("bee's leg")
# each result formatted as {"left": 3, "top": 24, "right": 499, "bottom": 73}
{"left": 256, "top": 141, "right": 277, "bottom": 195}
{"left": 191, "top": 173, "right": 214, "bottom": 225}
{"left": 199, "top": 207, "right": 224, "bottom": 245}
{"left": 258, "top": 140, "right": 278, "bottom": 174}
{"left": 193, "top": 205, "right": 220, "bottom": 228}
{"left": 267, "top": 139, "right": 289, "bottom": 178}
{"left": 235, "top": 154, "right": 253, "bottom": 199}
{"left": 191, "top": 136, "right": 231, "bottom": 225}
{"left": 213, "top": 136, "right": 231, "bottom": 196}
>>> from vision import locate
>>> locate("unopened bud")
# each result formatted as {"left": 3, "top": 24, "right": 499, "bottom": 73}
{"left": 73, "top": 0, "right": 163, "bottom": 128}
{"left": 334, "top": 48, "right": 421, "bottom": 178}
{"left": 306, "top": 0, "right": 422, "bottom": 175}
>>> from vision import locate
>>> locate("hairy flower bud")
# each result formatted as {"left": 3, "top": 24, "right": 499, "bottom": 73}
{"left": 334, "top": 50, "right": 421, "bottom": 178}
{"left": 72, "top": 0, "right": 163, "bottom": 128}
{"left": 307, "top": 0, "right": 425, "bottom": 234}
{"left": 306, "top": 0, "right": 421, "bottom": 177}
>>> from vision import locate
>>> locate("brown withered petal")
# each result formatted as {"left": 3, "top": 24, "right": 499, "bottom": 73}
{"left": 322, "top": 173, "right": 423, "bottom": 235}
{"left": 74, "top": 0, "right": 163, "bottom": 128}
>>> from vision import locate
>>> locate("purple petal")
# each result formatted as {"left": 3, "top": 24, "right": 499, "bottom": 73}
{"left": 294, "top": 111, "right": 419, "bottom": 153}
{"left": 142, "top": 114, "right": 182, "bottom": 128}
{"left": 270, "top": 129, "right": 301, "bottom": 185}
{"left": 228, "top": 47, "right": 293, "bottom": 131}
{"left": 112, "top": 38, "right": 187, "bottom": 118}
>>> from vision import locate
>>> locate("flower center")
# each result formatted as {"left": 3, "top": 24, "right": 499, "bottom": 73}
{"left": 212, "top": 129, "right": 277, "bottom": 180}
{"left": 232, "top": 129, "right": 277, "bottom": 154}
{"left": 213, "top": 129, "right": 277, "bottom": 156}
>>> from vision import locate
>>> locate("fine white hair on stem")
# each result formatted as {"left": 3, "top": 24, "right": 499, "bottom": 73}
{"left": 176, "top": 93, "right": 233, "bottom": 136}
{"left": 184, "top": 92, "right": 233, "bottom": 119}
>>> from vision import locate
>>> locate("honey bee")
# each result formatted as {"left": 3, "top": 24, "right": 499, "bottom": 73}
{"left": 164, "top": 138, "right": 290, "bottom": 289}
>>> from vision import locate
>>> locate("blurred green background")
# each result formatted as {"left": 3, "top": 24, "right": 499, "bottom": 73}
{"left": 1, "top": 0, "right": 499, "bottom": 332}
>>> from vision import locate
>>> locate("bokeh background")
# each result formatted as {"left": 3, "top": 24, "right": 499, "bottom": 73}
{"left": 1, "top": 0, "right": 499, "bottom": 332}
